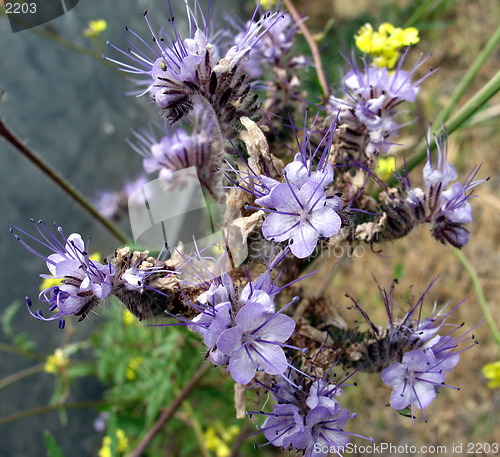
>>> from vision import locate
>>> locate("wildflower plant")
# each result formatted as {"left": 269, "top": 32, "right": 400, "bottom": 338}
{"left": 2, "top": 0, "right": 499, "bottom": 456}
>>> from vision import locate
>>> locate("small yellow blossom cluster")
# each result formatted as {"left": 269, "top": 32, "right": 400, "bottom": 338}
{"left": 482, "top": 361, "right": 500, "bottom": 389}
{"left": 260, "top": 0, "right": 277, "bottom": 10}
{"left": 204, "top": 422, "right": 240, "bottom": 457}
{"left": 355, "top": 23, "right": 419, "bottom": 69}
{"left": 98, "top": 429, "right": 129, "bottom": 457}
{"left": 122, "top": 309, "right": 137, "bottom": 326}
{"left": 83, "top": 19, "right": 108, "bottom": 38}
{"left": 375, "top": 156, "right": 397, "bottom": 180}
{"left": 125, "top": 357, "right": 144, "bottom": 381}
{"left": 44, "top": 348, "right": 69, "bottom": 374}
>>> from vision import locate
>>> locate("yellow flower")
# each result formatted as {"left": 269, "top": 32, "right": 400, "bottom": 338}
{"left": 122, "top": 310, "right": 137, "bottom": 326}
{"left": 125, "top": 357, "right": 144, "bottom": 381}
{"left": 260, "top": 0, "right": 277, "bottom": 10}
{"left": 39, "top": 276, "right": 61, "bottom": 292}
{"left": 98, "top": 429, "right": 129, "bottom": 457}
{"left": 204, "top": 423, "right": 240, "bottom": 457}
{"left": 375, "top": 156, "right": 396, "bottom": 181}
{"left": 83, "top": 19, "right": 108, "bottom": 38}
{"left": 482, "top": 361, "right": 500, "bottom": 389}
{"left": 355, "top": 23, "right": 419, "bottom": 69}
{"left": 44, "top": 349, "right": 69, "bottom": 374}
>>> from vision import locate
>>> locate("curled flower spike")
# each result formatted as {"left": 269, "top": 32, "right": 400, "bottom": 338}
{"left": 112, "top": 246, "right": 178, "bottom": 321}
{"left": 330, "top": 50, "right": 436, "bottom": 159}
{"left": 128, "top": 111, "right": 223, "bottom": 192}
{"left": 105, "top": 1, "right": 284, "bottom": 136}
{"left": 232, "top": 12, "right": 305, "bottom": 79}
{"left": 11, "top": 220, "right": 115, "bottom": 327}
{"left": 404, "top": 130, "right": 488, "bottom": 248}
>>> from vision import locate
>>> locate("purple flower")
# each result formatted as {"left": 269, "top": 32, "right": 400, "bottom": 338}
{"left": 190, "top": 282, "right": 234, "bottom": 365}
{"left": 306, "top": 378, "right": 343, "bottom": 410}
{"left": 381, "top": 349, "right": 445, "bottom": 412}
{"left": 217, "top": 302, "right": 295, "bottom": 384}
{"left": 258, "top": 179, "right": 341, "bottom": 258}
{"left": 291, "top": 405, "right": 352, "bottom": 456}
{"left": 11, "top": 221, "right": 114, "bottom": 327}
{"left": 261, "top": 403, "right": 305, "bottom": 448}
{"left": 93, "top": 175, "right": 148, "bottom": 221}
{"left": 252, "top": 373, "right": 370, "bottom": 454}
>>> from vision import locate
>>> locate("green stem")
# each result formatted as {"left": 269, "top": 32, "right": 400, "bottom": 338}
{"left": 385, "top": 69, "right": 500, "bottom": 189}
{"left": 0, "top": 342, "right": 45, "bottom": 361}
{"left": 435, "top": 26, "right": 500, "bottom": 126}
{"left": 0, "top": 364, "right": 45, "bottom": 391}
{"left": 405, "top": 0, "right": 446, "bottom": 27}
{"left": 0, "top": 399, "right": 118, "bottom": 426}
{"left": 182, "top": 401, "right": 211, "bottom": 457}
{"left": 453, "top": 248, "right": 500, "bottom": 347}
{"left": 0, "top": 119, "right": 129, "bottom": 244}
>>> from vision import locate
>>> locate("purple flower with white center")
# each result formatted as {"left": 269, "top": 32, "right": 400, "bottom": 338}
{"left": 251, "top": 372, "right": 371, "bottom": 453}
{"left": 261, "top": 403, "right": 305, "bottom": 448}
{"left": 235, "top": 120, "right": 343, "bottom": 259}
{"left": 381, "top": 349, "right": 445, "bottom": 414}
{"left": 258, "top": 179, "right": 341, "bottom": 259}
{"left": 290, "top": 405, "right": 352, "bottom": 456}
{"left": 217, "top": 302, "right": 295, "bottom": 384}
{"left": 189, "top": 282, "right": 234, "bottom": 365}
{"left": 306, "top": 378, "right": 343, "bottom": 410}
{"left": 10, "top": 221, "right": 115, "bottom": 328}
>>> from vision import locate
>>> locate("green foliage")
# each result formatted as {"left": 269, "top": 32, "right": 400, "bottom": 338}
{"left": 1, "top": 301, "right": 36, "bottom": 352}
{"left": 44, "top": 431, "right": 66, "bottom": 457}
{"left": 88, "top": 302, "right": 244, "bottom": 455}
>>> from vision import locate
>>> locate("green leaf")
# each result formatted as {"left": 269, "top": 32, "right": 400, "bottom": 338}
{"left": 393, "top": 262, "right": 405, "bottom": 280}
{"left": 44, "top": 431, "right": 66, "bottom": 457}
{"left": 397, "top": 407, "right": 414, "bottom": 418}
{"left": 1, "top": 300, "right": 22, "bottom": 339}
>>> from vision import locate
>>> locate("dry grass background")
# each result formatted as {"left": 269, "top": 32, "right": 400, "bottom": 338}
{"left": 289, "top": 0, "right": 500, "bottom": 454}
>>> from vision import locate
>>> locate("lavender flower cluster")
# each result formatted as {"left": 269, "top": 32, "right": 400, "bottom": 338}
{"left": 11, "top": 1, "right": 486, "bottom": 453}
